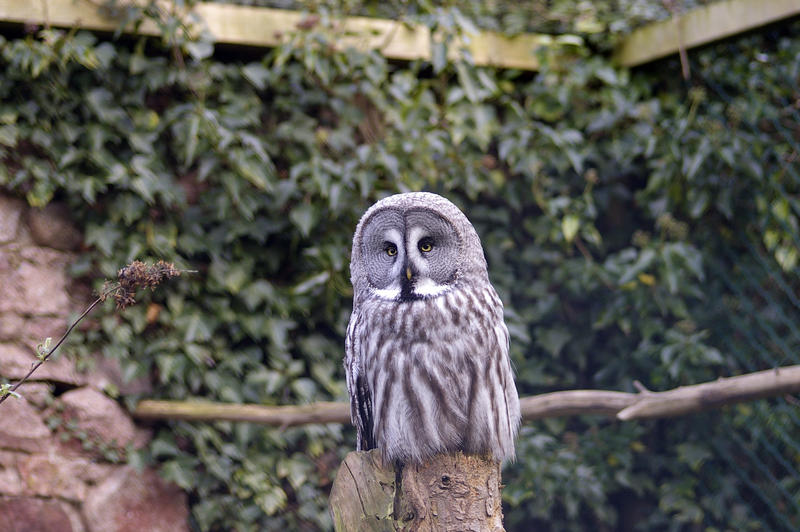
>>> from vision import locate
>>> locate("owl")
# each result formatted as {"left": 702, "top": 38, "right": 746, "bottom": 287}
{"left": 345, "top": 192, "right": 520, "bottom": 465}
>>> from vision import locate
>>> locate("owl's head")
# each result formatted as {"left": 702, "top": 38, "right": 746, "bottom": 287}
{"left": 350, "top": 192, "right": 488, "bottom": 303}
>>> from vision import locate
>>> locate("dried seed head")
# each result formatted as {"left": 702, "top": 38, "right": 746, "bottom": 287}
{"left": 113, "top": 260, "right": 181, "bottom": 309}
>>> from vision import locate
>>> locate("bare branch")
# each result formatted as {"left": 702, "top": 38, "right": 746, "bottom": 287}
{"left": 132, "top": 364, "right": 800, "bottom": 426}
{"left": 0, "top": 260, "right": 186, "bottom": 406}
{"left": 0, "top": 296, "right": 106, "bottom": 406}
{"left": 133, "top": 400, "right": 350, "bottom": 426}
{"left": 616, "top": 365, "right": 800, "bottom": 420}
{"left": 519, "top": 390, "right": 634, "bottom": 420}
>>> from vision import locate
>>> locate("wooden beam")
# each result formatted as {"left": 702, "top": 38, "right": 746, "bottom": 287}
{"left": 193, "top": 3, "right": 432, "bottom": 60}
{"left": 0, "top": 0, "right": 543, "bottom": 70}
{"left": 614, "top": 0, "right": 800, "bottom": 67}
{"left": 3, "top": 0, "right": 798, "bottom": 71}
{"left": 0, "top": 0, "right": 163, "bottom": 36}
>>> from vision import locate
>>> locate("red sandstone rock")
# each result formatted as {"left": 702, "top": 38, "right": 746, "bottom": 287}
{"left": 83, "top": 467, "right": 190, "bottom": 532}
{"left": 17, "top": 453, "right": 116, "bottom": 502}
{"left": 0, "top": 195, "right": 24, "bottom": 244}
{"left": 58, "top": 387, "right": 139, "bottom": 449}
{"left": 0, "top": 314, "right": 67, "bottom": 345}
{"left": 17, "top": 453, "right": 88, "bottom": 501}
{"left": 0, "top": 396, "right": 51, "bottom": 452}
{"left": 0, "top": 255, "right": 72, "bottom": 314}
{"left": 0, "top": 341, "right": 151, "bottom": 397}
{"left": 26, "top": 203, "right": 83, "bottom": 251}
{"left": 0, "top": 496, "right": 80, "bottom": 532}
{"left": 0, "top": 451, "right": 25, "bottom": 496}
{"left": 0, "top": 193, "right": 184, "bottom": 532}
{"left": 8, "top": 382, "right": 52, "bottom": 408}
{"left": 0, "top": 342, "right": 88, "bottom": 385}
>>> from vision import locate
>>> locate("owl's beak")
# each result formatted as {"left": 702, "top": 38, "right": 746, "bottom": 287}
{"left": 405, "top": 266, "right": 413, "bottom": 280}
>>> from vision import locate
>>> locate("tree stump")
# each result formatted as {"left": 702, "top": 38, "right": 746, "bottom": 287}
{"left": 330, "top": 450, "right": 504, "bottom": 531}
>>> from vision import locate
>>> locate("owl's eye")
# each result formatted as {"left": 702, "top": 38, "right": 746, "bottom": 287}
{"left": 385, "top": 243, "right": 398, "bottom": 256}
{"left": 418, "top": 238, "right": 433, "bottom": 253}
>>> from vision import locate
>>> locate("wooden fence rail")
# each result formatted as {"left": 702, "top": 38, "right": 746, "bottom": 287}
{"left": 1, "top": 0, "right": 798, "bottom": 70}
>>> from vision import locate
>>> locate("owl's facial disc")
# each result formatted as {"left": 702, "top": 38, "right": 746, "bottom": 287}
{"left": 368, "top": 226, "right": 404, "bottom": 300}
{"left": 402, "top": 225, "right": 452, "bottom": 300}
{"left": 361, "top": 208, "right": 460, "bottom": 302}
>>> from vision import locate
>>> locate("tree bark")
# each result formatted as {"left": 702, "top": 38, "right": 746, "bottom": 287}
{"left": 329, "top": 450, "right": 504, "bottom": 532}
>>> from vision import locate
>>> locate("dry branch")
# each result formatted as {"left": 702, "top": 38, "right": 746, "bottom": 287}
{"left": 133, "top": 364, "right": 800, "bottom": 426}
{"left": 0, "top": 260, "right": 183, "bottom": 406}
{"left": 133, "top": 400, "right": 349, "bottom": 426}
{"left": 518, "top": 390, "right": 634, "bottom": 420}
{"left": 616, "top": 365, "right": 800, "bottom": 420}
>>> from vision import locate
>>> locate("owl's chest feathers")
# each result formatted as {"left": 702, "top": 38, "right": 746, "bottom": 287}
{"left": 360, "top": 285, "right": 501, "bottom": 373}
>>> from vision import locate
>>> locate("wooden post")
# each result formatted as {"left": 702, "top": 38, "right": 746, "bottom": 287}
{"left": 330, "top": 450, "right": 504, "bottom": 531}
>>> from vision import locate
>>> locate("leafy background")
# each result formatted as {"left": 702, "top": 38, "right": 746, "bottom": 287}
{"left": 1, "top": 0, "right": 799, "bottom": 530}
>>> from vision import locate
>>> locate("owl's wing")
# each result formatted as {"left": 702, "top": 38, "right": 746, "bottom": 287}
{"left": 345, "top": 311, "right": 375, "bottom": 451}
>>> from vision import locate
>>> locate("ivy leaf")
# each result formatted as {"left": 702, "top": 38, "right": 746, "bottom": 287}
{"left": 562, "top": 214, "right": 580, "bottom": 243}
{"left": 289, "top": 204, "right": 316, "bottom": 237}
{"left": 0, "top": 125, "right": 18, "bottom": 147}
{"left": 185, "top": 40, "right": 214, "bottom": 61}
{"left": 242, "top": 63, "right": 270, "bottom": 90}
{"left": 85, "top": 224, "right": 122, "bottom": 256}
{"left": 618, "top": 248, "right": 656, "bottom": 285}
{"left": 255, "top": 486, "right": 287, "bottom": 515}
{"left": 456, "top": 62, "right": 479, "bottom": 103}
{"left": 536, "top": 327, "right": 571, "bottom": 358}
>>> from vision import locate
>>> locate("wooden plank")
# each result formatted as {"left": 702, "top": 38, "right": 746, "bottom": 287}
{"left": 0, "top": 0, "right": 162, "bottom": 36}
{"left": 0, "top": 0, "right": 541, "bottom": 70}
{"left": 2, "top": 0, "right": 798, "bottom": 70}
{"left": 456, "top": 30, "right": 549, "bottom": 71}
{"left": 615, "top": 0, "right": 800, "bottom": 67}
{"left": 193, "top": 3, "right": 432, "bottom": 60}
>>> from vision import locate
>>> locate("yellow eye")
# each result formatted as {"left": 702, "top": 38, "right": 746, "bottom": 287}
{"left": 419, "top": 241, "right": 433, "bottom": 252}
{"left": 386, "top": 245, "right": 397, "bottom": 256}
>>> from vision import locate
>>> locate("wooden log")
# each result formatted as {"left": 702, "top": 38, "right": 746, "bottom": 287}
{"left": 329, "top": 449, "right": 504, "bottom": 532}
{"left": 329, "top": 450, "right": 396, "bottom": 532}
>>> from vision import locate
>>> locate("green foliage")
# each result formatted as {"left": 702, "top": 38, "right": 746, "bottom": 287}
{"left": 1, "top": 2, "right": 799, "bottom": 530}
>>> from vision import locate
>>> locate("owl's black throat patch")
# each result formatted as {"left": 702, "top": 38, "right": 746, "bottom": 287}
{"left": 399, "top": 276, "right": 418, "bottom": 302}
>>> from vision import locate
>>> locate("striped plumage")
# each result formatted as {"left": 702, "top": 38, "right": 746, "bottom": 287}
{"left": 345, "top": 192, "right": 520, "bottom": 464}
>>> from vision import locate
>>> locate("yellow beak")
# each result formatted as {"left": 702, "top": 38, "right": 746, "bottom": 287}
{"left": 406, "top": 267, "right": 412, "bottom": 280}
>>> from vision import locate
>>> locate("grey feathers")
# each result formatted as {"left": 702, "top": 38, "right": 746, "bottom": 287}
{"left": 345, "top": 192, "right": 520, "bottom": 464}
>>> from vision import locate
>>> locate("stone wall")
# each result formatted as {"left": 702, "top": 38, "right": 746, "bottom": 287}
{"left": 0, "top": 193, "right": 189, "bottom": 532}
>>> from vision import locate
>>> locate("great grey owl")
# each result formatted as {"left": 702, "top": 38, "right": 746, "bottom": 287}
{"left": 345, "top": 192, "right": 520, "bottom": 464}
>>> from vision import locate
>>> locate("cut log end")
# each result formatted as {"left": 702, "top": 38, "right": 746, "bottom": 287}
{"left": 330, "top": 450, "right": 504, "bottom": 532}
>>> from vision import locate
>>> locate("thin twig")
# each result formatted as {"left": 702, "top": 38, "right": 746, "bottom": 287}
{"left": 0, "top": 293, "right": 111, "bottom": 405}
{"left": 663, "top": 0, "right": 690, "bottom": 80}
{"left": 0, "top": 260, "right": 185, "bottom": 406}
